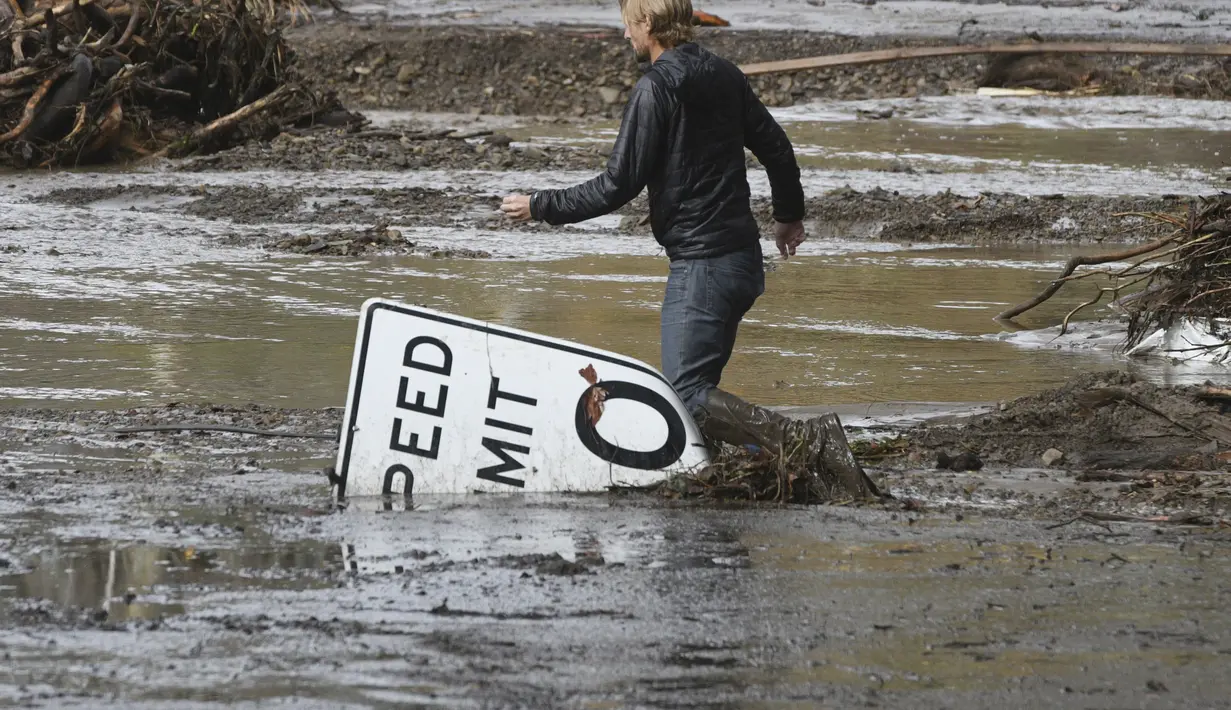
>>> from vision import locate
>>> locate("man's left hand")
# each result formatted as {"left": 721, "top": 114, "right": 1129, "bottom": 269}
{"left": 501, "top": 194, "right": 532, "bottom": 221}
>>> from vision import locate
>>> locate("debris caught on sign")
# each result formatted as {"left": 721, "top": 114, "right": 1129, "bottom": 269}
{"left": 579, "top": 364, "right": 606, "bottom": 426}
{"left": 616, "top": 437, "right": 887, "bottom": 505}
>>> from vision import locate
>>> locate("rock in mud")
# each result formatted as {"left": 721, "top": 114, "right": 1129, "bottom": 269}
{"left": 1042, "top": 448, "right": 1066, "bottom": 466}
{"left": 936, "top": 451, "right": 984, "bottom": 472}
{"left": 486, "top": 133, "right": 513, "bottom": 148}
{"left": 535, "top": 554, "right": 595, "bottom": 576}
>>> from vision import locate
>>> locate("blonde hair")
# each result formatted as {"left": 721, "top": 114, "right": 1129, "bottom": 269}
{"left": 620, "top": 0, "right": 696, "bottom": 47}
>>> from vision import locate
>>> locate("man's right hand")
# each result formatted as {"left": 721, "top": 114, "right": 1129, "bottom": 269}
{"left": 500, "top": 194, "right": 533, "bottom": 221}
{"left": 774, "top": 220, "right": 806, "bottom": 258}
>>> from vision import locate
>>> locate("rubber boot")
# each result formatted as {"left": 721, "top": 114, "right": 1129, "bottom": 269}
{"left": 696, "top": 389, "right": 880, "bottom": 499}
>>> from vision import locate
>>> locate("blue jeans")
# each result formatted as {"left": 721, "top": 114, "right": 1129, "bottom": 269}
{"left": 660, "top": 243, "right": 765, "bottom": 415}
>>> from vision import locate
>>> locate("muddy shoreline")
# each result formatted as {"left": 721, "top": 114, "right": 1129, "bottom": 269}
{"left": 4, "top": 371, "right": 1229, "bottom": 520}
{"left": 289, "top": 23, "right": 1231, "bottom": 119}
{"left": 898, "top": 371, "right": 1231, "bottom": 516}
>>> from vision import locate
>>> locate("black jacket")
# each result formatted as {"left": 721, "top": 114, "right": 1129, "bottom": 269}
{"left": 529, "top": 43, "right": 804, "bottom": 260}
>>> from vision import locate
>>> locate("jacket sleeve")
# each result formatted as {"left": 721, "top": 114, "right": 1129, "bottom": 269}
{"left": 742, "top": 78, "right": 805, "bottom": 223}
{"left": 530, "top": 78, "right": 667, "bottom": 225}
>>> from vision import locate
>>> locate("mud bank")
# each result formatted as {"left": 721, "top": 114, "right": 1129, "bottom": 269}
{"left": 776, "top": 188, "right": 1195, "bottom": 244}
{"left": 177, "top": 126, "right": 609, "bottom": 172}
{"left": 266, "top": 223, "right": 495, "bottom": 257}
{"left": 4, "top": 380, "right": 1229, "bottom": 520}
{"left": 34, "top": 181, "right": 1201, "bottom": 245}
{"left": 290, "top": 24, "right": 1231, "bottom": 118}
{"left": 904, "top": 370, "right": 1231, "bottom": 483}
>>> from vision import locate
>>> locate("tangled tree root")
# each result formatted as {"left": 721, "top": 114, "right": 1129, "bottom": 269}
{"left": 1122, "top": 196, "right": 1231, "bottom": 350}
{"left": 997, "top": 194, "right": 1231, "bottom": 349}
{"left": 0, "top": 0, "right": 360, "bottom": 167}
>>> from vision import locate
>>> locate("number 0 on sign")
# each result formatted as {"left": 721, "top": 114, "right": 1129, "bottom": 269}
{"left": 333, "top": 299, "right": 711, "bottom": 498}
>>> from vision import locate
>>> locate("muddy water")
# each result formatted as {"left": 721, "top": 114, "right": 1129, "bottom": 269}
{"left": 0, "top": 240, "right": 1213, "bottom": 410}
{"left": 2, "top": 25, "right": 1230, "bottom": 710}
{"left": 0, "top": 539, "right": 341, "bottom": 621}
{"left": 513, "top": 94, "right": 1231, "bottom": 193}
{"left": 3, "top": 94, "right": 1229, "bottom": 410}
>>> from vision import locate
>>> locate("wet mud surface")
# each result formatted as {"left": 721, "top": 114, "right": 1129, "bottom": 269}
{"left": 33, "top": 180, "right": 1200, "bottom": 246}
{"left": 291, "top": 23, "right": 1231, "bottom": 120}
{"left": 264, "top": 224, "right": 495, "bottom": 257}
{"left": 781, "top": 188, "right": 1193, "bottom": 244}
{"left": 894, "top": 371, "right": 1231, "bottom": 518}
{"left": 178, "top": 127, "right": 609, "bottom": 173}
{"left": 3, "top": 398, "right": 1231, "bottom": 707}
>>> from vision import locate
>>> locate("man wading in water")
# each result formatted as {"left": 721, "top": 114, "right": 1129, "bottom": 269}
{"left": 501, "top": 0, "right": 877, "bottom": 498}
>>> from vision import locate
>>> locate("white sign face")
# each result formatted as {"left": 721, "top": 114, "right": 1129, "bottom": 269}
{"left": 334, "top": 299, "right": 711, "bottom": 497}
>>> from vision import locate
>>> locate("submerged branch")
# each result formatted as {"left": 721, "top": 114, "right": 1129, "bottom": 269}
{"left": 996, "top": 236, "right": 1178, "bottom": 322}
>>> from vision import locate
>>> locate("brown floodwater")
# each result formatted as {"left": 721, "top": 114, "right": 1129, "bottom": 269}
{"left": 3, "top": 94, "right": 1227, "bottom": 410}
{"left": 503, "top": 93, "right": 1231, "bottom": 193}
{"left": 0, "top": 241, "right": 1213, "bottom": 410}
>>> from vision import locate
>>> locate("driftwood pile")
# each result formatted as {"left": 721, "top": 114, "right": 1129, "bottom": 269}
{"left": 998, "top": 194, "right": 1231, "bottom": 352}
{"left": 0, "top": 0, "right": 356, "bottom": 167}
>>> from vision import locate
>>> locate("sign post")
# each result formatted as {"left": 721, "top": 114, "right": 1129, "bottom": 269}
{"left": 333, "top": 299, "right": 711, "bottom": 498}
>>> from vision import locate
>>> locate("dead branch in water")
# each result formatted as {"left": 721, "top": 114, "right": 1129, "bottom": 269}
{"left": 740, "top": 41, "right": 1231, "bottom": 76}
{"left": 112, "top": 0, "right": 140, "bottom": 49}
{"left": 0, "top": 65, "right": 45, "bottom": 87}
{"left": 995, "top": 196, "right": 1231, "bottom": 364}
{"left": 1199, "top": 386, "right": 1231, "bottom": 401}
{"left": 995, "top": 236, "right": 1178, "bottom": 322}
{"left": 106, "top": 424, "right": 336, "bottom": 439}
{"left": 1047, "top": 510, "right": 1224, "bottom": 529}
{"left": 15, "top": 0, "right": 95, "bottom": 28}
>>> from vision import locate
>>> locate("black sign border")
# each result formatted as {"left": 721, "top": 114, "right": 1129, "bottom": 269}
{"left": 336, "top": 301, "right": 676, "bottom": 498}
